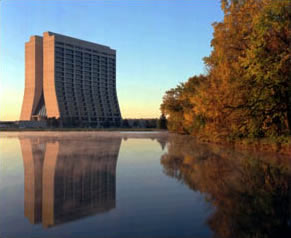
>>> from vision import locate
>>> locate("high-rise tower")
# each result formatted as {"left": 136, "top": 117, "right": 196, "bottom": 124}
{"left": 20, "top": 32, "right": 122, "bottom": 127}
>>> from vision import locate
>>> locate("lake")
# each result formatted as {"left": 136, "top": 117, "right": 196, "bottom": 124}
{"left": 0, "top": 131, "right": 290, "bottom": 238}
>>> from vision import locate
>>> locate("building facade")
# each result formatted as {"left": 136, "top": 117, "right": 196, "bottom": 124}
{"left": 20, "top": 32, "right": 122, "bottom": 127}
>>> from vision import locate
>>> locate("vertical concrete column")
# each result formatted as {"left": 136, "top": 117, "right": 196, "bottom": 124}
{"left": 43, "top": 32, "right": 60, "bottom": 118}
{"left": 20, "top": 36, "right": 43, "bottom": 120}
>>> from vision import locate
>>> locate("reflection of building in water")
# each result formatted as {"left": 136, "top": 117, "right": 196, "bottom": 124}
{"left": 20, "top": 137, "right": 121, "bottom": 228}
{"left": 20, "top": 138, "right": 45, "bottom": 224}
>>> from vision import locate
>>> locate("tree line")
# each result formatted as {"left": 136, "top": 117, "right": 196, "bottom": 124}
{"left": 161, "top": 0, "right": 290, "bottom": 142}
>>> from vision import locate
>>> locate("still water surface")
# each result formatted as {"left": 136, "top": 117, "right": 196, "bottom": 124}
{"left": 0, "top": 132, "right": 290, "bottom": 238}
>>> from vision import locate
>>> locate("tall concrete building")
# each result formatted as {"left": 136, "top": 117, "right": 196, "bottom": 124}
{"left": 20, "top": 32, "right": 122, "bottom": 127}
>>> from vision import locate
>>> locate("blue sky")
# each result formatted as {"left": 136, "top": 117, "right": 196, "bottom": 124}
{"left": 0, "top": 0, "right": 223, "bottom": 121}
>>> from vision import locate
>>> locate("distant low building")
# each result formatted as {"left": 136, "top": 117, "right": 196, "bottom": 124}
{"left": 0, "top": 121, "right": 18, "bottom": 128}
{"left": 122, "top": 118, "right": 158, "bottom": 128}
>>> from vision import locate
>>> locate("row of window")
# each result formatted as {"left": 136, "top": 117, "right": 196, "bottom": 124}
{"left": 61, "top": 103, "right": 116, "bottom": 112}
{"left": 56, "top": 89, "right": 117, "bottom": 97}
{"left": 55, "top": 55, "right": 113, "bottom": 62}
{"left": 56, "top": 59, "right": 111, "bottom": 65}
{"left": 55, "top": 41, "right": 115, "bottom": 57}
{"left": 55, "top": 69, "right": 116, "bottom": 76}
{"left": 58, "top": 92, "right": 117, "bottom": 99}
{"left": 55, "top": 53, "right": 111, "bottom": 62}
{"left": 58, "top": 91, "right": 118, "bottom": 99}
{"left": 59, "top": 115, "right": 120, "bottom": 122}
{"left": 59, "top": 88, "right": 117, "bottom": 94}
{"left": 55, "top": 68, "right": 115, "bottom": 75}
{"left": 56, "top": 63, "right": 115, "bottom": 69}
{"left": 61, "top": 111, "right": 118, "bottom": 119}
{"left": 55, "top": 78, "right": 116, "bottom": 84}
{"left": 56, "top": 77, "right": 115, "bottom": 83}
{"left": 60, "top": 104, "right": 119, "bottom": 117}
{"left": 55, "top": 48, "right": 114, "bottom": 60}
{"left": 57, "top": 90, "right": 117, "bottom": 99}
{"left": 56, "top": 78, "right": 116, "bottom": 83}
{"left": 59, "top": 102, "right": 118, "bottom": 113}
{"left": 56, "top": 78, "right": 116, "bottom": 85}
{"left": 55, "top": 75, "right": 116, "bottom": 81}
{"left": 55, "top": 71, "right": 115, "bottom": 77}
{"left": 55, "top": 64, "right": 115, "bottom": 70}
{"left": 60, "top": 103, "right": 117, "bottom": 114}
{"left": 57, "top": 89, "right": 118, "bottom": 99}
{"left": 55, "top": 60, "right": 114, "bottom": 69}
{"left": 57, "top": 88, "right": 117, "bottom": 94}
{"left": 55, "top": 61, "right": 114, "bottom": 69}
{"left": 56, "top": 76, "right": 114, "bottom": 80}
{"left": 61, "top": 98, "right": 118, "bottom": 105}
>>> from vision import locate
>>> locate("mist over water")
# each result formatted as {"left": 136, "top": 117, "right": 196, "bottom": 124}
{"left": 0, "top": 132, "right": 290, "bottom": 238}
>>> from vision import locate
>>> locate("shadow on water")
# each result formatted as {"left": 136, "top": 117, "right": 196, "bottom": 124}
{"left": 161, "top": 135, "right": 291, "bottom": 238}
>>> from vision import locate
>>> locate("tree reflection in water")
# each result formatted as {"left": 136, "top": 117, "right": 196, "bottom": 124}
{"left": 161, "top": 135, "right": 291, "bottom": 238}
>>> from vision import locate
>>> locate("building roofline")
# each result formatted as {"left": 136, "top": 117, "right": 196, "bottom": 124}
{"left": 44, "top": 31, "right": 115, "bottom": 52}
{"left": 26, "top": 35, "right": 43, "bottom": 44}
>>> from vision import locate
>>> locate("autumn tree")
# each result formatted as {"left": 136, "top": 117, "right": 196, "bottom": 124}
{"left": 161, "top": 0, "right": 291, "bottom": 140}
{"left": 160, "top": 75, "right": 207, "bottom": 134}
{"left": 160, "top": 84, "right": 185, "bottom": 133}
{"left": 238, "top": 0, "right": 291, "bottom": 136}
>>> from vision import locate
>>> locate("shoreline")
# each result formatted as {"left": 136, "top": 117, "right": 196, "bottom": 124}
{"left": 1, "top": 128, "right": 290, "bottom": 155}
{"left": 233, "top": 139, "right": 291, "bottom": 156}
{"left": 0, "top": 128, "right": 164, "bottom": 132}
{"left": 198, "top": 136, "right": 291, "bottom": 156}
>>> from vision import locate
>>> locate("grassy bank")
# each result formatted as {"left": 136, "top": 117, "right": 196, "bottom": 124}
{"left": 232, "top": 137, "right": 291, "bottom": 156}
{"left": 197, "top": 135, "right": 291, "bottom": 156}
